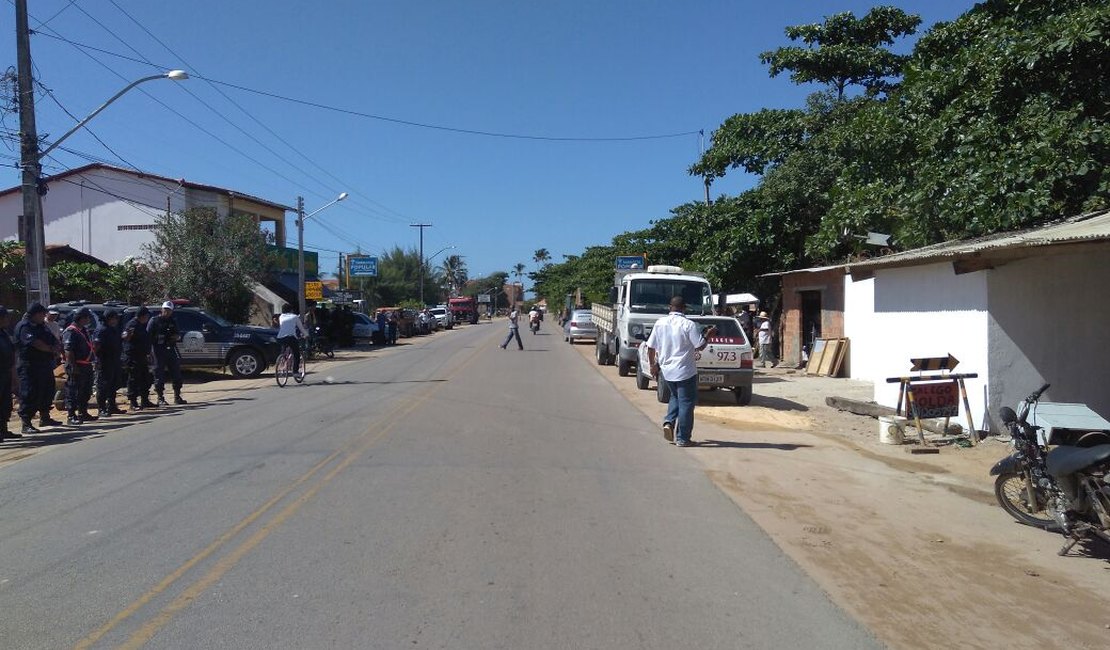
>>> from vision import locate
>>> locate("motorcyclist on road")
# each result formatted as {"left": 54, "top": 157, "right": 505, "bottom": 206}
{"left": 529, "top": 307, "right": 540, "bottom": 333}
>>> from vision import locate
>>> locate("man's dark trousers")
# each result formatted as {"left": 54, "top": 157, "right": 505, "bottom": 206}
{"left": 18, "top": 365, "right": 54, "bottom": 422}
{"left": 152, "top": 347, "right": 182, "bottom": 397}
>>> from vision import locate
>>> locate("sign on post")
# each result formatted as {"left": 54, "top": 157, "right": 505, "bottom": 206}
{"left": 911, "top": 354, "right": 960, "bottom": 372}
{"left": 615, "top": 255, "right": 646, "bottom": 270}
{"left": 911, "top": 381, "right": 960, "bottom": 418}
{"left": 304, "top": 281, "right": 323, "bottom": 300}
{"left": 477, "top": 294, "right": 491, "bottom": 303}
{"left": 347, "top": 255, "right": 378, "bottom": 277}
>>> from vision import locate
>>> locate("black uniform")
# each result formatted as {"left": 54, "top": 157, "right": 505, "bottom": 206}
{"left": 147, "top": 313, "right": 183, "bottom": 398}
{"left": 93, "top": 320, "right": 123, "bottom": 413}
{"left": 123, "top": 315, "right": 153, "bottom": 406}
{"left": 0, "top": 320, "right": 14, "bottom": 436}
{"left": 16, "top": 316, "right": 58, "bottom": 425}
{"left": 63, "top": 322, "right": 96, "bottom": 419}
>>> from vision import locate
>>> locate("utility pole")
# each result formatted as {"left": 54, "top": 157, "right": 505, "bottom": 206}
{"left": 699, "top": 129, "right": 711, "bottom": 207}
{"left": 296, "top": 196, "right": 306, "bottom": 316}
{"left": 410, "top": 222, "right": 432, "bottom": 305}
{"left": 16, "top": 0, "right": 50, "bottom": 308}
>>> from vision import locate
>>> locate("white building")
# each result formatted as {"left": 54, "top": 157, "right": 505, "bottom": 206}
{"left": 0, "top": 163, "right": 290, "bottom": 263}
{"left": 844, "top": 210, "right": 1110, "bottom": 430}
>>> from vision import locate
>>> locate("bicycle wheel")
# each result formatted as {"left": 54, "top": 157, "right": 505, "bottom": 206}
{"left": 275, "top": 352, "right": 290, "bottom": 387}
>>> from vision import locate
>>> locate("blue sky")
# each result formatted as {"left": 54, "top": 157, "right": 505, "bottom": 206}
{"left": 2, "top": 0, "right": 973, "bottom": 283}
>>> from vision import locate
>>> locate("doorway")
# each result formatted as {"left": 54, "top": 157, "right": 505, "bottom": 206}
{"left": 800, "top": 290, "right": 822, "bottom": 360}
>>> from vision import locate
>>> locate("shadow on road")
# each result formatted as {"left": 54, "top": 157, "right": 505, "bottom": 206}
{"left": 697, "top": 439, "right": 814, "bottom": 451}
{"left": 297, "top": 378, "right": 448, "bottom": 387}
{"left": 753, "top": 375, "right": 787, "bottom": 384}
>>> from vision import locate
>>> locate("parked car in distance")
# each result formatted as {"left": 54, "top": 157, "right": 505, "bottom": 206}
{"left": 563, "top": 309, "right": 598, "bottom": 344}
{"left": 350, "top": 312, "right": 378, "bottom": 341}
{"left": 47, "top": 300, "right": 131, "bottom": 330}
{"left": 635, "top": 315, "right": 754, "bottom": 405}
{"left": 429, "top": 306, "right": 454, "bottom": 330}
{"left": 375, "top": 307, "right": 416, "bottom": 337}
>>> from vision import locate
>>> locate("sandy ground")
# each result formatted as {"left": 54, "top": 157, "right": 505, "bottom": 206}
{"left": 569, "top": 342, "right": 1110, "bottom": 650}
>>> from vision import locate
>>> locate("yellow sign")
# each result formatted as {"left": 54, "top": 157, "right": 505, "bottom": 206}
{"left": 304, "top": 281, "right": 323, "bottom": 300}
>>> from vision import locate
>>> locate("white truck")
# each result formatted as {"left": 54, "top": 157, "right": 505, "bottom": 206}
{"left": 590, "top": 265, "right": 714, "bottom": 377}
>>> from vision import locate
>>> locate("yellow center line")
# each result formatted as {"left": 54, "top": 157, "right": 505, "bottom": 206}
{"left": 73, "top": 332, "right": 487, "bottom": 649}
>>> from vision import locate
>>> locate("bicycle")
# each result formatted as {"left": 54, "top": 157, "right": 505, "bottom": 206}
{"left": 274, "top": 340, "right": 307, "bottom": 387}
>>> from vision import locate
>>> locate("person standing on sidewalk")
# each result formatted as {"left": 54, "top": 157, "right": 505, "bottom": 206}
{"left": 499, "top": 306, "right": 523, "bottom": 350}
{"left": 646, "top": 296, "right": 716, "bottom": 447}
{"left": 62, "top": 307, "right": 97, "bottom": 425}
{"left": 757, "top": 311, "right": 777, "bottom": 368}
{"left": 93, "top": 310, "right": 124, "bottom": 417}
{"left": 15, "top": 303, "right": 62, "bottom": 433}
{"left": 123, "top": 307, "right": 155, "bottom": 411}
{"left": 148, "top": 302, "right": 186, "bottom": 405}
{"left": 0, "top": 307, "right": 17, "bottom": 440}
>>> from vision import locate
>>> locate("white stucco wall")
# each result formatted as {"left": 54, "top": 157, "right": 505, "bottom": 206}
{"left": 0, "top": 168, "right": 229, "bottom": 263}
{"left": 987, "top": 249, "right": 1110, "bottom": 421}
{"left": 846, "top": 263, "right": 991, "bottom": 430}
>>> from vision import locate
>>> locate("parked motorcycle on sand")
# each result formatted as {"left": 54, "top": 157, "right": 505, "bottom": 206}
{"left": 990, "top": 384, "right": 1110, "bottom": 555}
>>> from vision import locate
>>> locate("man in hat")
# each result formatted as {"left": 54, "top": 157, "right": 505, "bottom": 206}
{"left": 0, "top": 306, "right": 17, "bottom": 440}
{"left": 148, "top": 301, "right": 186, "bottom": 405}
{"left": 15, "top": 303, "right": 62, "bottom": 433}
{"left": 62, "top": 307, "right": 97, "bottom": 425}
{"left": 757, "top": 311, "right": 777, "bottom": 368}
{"left": 122, "top": 307, "right": 155, "bottom": 410}
{"left": 93, "top": 310, "right": 124, "bottom": 416}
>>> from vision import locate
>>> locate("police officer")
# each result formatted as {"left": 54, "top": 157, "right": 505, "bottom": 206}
{"left": 0, "top": 306, "right": 18, "bottom": 440}
{"left": 93, "top": 310, "right": 124, "bottom": 417}
{"left": 123, "top": 307, "right": 155, "bottom": 410}
{"left": 16, "top": 303, "right": 62, "bottom": 433}
{"left": 63, "top": 307, "right": 97, "bottom": 425}
{"left": 148, "top": 301, "right": 186, "bottom": 405}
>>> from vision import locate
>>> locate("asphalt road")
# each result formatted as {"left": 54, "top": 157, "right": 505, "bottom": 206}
{"left": 0, "top": 321, "right": 879, "bottom": 649}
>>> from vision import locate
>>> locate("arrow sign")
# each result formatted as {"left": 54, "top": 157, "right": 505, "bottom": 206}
{"left": 910, "top": 354, "right": 960, "bottom": 372}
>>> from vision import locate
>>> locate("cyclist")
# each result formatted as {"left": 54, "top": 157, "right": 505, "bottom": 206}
{"left": 276, "top": 304, "right": 309, "bottom": 376}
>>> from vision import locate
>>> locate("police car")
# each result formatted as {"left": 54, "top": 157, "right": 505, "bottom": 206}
{"left": 118, "top": 306, "right": 280, "bottom": 378}
{"left": 635, "top": 315, "right": 755, "bottom": 405}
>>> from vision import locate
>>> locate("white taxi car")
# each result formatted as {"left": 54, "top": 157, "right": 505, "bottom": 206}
{"left": 635, "top": 315, "right": 754, "bottom": 405}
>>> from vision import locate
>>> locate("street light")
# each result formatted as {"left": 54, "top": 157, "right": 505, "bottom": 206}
{"left": 297, "top": 192, "right": 348, "bottom": 316}
{"left": 425, "top": 246, "right": 456, "bottom": 302}
{"left": 17, "top": 63, "right": 188, "bottom": 306}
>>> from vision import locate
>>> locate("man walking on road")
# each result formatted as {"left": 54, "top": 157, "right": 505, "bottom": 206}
{"left": 757, "top": 311, "right": 777, "bottom": 368}
{"left": 499, "top": 306, "right": 523, "bottom": 350}
{"left": 646, "top": 296, "right": 716, "bottom": 447}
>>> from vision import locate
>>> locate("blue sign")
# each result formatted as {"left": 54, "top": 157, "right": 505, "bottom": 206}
{"left": 348, "top": 255, "right": 378, "bottom": 277}
{"left": 615, "top": 255, "right": 646, "bottom": 270}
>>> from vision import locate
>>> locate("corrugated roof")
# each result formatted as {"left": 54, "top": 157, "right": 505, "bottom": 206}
{"left": 0, "top": 163, "right": 295, "bottom": 213}
{"left": 846, "top": 209, "right": 1110, "bottom": 273}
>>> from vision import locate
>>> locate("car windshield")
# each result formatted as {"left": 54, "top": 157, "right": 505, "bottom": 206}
{"left": 628, "top": 279, "right": 711, "bottom": 314}
{"left": 430, "top": 308, "right": 445, "bottom": 315}
{"left": 692, "top": 318, "right": 745, "bottom": 340}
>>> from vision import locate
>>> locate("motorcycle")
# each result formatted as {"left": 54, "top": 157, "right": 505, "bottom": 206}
{"left": 990, "top": 383, "right": 1110, "bottom": 555}
{"left": 530, "top": 317, "right": 540, "bottom": 334}
{"left": 306, "top": 326, "right": 335, "bottom": 360}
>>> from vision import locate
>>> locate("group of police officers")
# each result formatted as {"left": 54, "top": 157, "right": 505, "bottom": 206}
{"left": 0, "top": 300, "right": 186, "bottom": 440}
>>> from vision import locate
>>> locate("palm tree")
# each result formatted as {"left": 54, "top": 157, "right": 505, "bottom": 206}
{"left": 512, "top": 262, "right": 526, "bottom": 306}
{"left": 441, "top": 254, "right": 468, "bottom": 297}
{"left": 532, "top": 248, "right": 551, "bottom": 269}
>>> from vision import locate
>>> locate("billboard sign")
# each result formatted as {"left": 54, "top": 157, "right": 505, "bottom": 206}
{"left": 615, "top": 255, "right": 646, "bottom": 270}
{"left": 347, "top": 255, "right": 378, "bottom": 277}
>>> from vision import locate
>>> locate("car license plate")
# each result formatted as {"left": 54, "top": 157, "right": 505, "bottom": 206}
{"left": 701, "top": 373, "right": 724, "bottom": 384}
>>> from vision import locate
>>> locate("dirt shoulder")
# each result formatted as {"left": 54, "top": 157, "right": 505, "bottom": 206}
{"left": 570, "top": 342, "right": 1110, "bottom": 650}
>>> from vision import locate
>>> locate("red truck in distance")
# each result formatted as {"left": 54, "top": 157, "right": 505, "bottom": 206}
{"left": 448, "top": 297, "right": 480, "bottom": 324}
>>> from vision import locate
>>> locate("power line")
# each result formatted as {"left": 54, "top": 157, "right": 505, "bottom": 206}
{"left": 30, "top": 30, "right": 703, "bottom": 143}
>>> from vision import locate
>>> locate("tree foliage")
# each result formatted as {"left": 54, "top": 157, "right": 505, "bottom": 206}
{"left": 144, "top": 207, "right": 272, "bottom": 322}
{"left": 360, "top": 246, "right": 443, "bottom": 308}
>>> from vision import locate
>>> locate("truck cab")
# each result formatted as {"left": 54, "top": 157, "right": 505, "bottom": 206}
{"left": 592, "top": 265, "right": 714, "bottom": 377}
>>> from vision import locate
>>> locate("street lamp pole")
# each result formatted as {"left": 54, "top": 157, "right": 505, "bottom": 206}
{"left": 410, "top": 223, "right": 432, "bottom": 305}
{"left": 297, "top": 192, "right": 348, "bottom": 316}
{"left": 14, "top": 0, "right": 187, "bottom": 307}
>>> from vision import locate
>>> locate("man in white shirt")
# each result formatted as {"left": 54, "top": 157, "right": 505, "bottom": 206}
{"left": 276, "top": 304, "right": 310, "bottom": 374}
{"left": 646, "top": 296, "right": 716, "bottom": 447}
{"left": 500, "top": 307, "right": 523, "bottom": 350}
{"left": 757, "top": 311, "right": 777, "bottom": 368}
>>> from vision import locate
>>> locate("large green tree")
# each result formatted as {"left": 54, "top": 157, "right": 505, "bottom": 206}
{"left": 145, "top": 207, "right": 272, "bottom": 322}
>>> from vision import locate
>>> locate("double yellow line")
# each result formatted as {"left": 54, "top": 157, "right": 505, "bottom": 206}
{"left": 75, "top": 332, "right": 487, "bottom": 649}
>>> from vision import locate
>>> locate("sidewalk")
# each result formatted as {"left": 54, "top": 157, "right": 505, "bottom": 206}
{"left": 574, "top": 345, "right": 1110, "bottom": 650}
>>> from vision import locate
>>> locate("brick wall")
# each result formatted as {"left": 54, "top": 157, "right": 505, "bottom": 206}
{"left": 778, "top": 268, "right": 846, "bottom": 368}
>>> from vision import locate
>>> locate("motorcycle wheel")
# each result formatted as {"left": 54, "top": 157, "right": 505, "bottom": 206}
{"left": 994, "top": 472, "right": 1057, "bottom": 529}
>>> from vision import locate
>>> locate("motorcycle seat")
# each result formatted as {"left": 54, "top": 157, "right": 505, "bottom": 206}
{"left": 1046, "top": 444, "right": 1110, "bottom": 479}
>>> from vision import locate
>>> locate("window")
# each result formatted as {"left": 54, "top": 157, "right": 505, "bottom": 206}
{"left": 628, "top": 279, "right": 712, "bottom": 314}
{"left": 117, "top": 224, "right": 156, "bottom": 231}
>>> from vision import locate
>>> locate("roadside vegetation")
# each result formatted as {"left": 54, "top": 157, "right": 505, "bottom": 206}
{"left": 532, "top": 1, "right": 1110, "bottom": 307}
